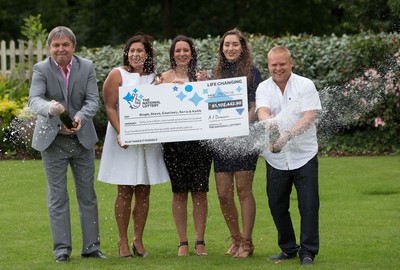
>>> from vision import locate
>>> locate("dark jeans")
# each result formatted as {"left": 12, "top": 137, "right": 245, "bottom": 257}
{"left": 266, "top": 155, "right": 319, "bottom": 258}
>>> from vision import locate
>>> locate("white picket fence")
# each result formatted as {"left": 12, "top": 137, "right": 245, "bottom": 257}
{"left": 0, "top": 40, "right": 48, "bottom": 83}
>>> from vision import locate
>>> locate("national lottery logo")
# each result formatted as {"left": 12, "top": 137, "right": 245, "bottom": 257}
{"left": 123, "top": 88, "right": 141, "bottom": 109}
{"left": 123, "top": 88, "right": 161, "bottom": 109}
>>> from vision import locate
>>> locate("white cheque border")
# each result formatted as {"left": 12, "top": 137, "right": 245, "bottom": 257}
{"left": 119, "top": 76, "right": 249, "bottom": 145}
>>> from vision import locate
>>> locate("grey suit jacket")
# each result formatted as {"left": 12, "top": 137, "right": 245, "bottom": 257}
{"left": 28, "top": 55, "right": 100, "bottom": 151}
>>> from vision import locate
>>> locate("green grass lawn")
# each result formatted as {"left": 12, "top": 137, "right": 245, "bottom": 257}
{"left": 0, "top": 156, "right": 399, "bottom": 270}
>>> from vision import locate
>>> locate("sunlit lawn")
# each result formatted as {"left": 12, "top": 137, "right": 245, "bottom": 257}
{"left": 0, "top": 156, "right": 399, "bottom": 269}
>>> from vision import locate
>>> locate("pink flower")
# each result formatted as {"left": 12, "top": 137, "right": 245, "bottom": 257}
{"left": 360, "top": 98, "right": 367, "bottom": 106}
{"left": 384, "top": 72, "right": 396, "bottom": 94}
{"left": 395, "top": 50, "right": 400, "bottom": 65}
{"left": 374, "top": 117, "right": 385, "bottom": 127}
{"left": 364, "top": 68, "right": 380, "bottom": 79}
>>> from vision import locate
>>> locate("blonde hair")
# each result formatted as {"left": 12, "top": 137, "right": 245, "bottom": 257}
{"left": 267, "top": 46, "right": 292, "bottom": 62}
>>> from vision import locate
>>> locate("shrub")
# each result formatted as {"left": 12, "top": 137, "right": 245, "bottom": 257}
{"left": 0, "top": 95, "right": 20, "bottom": 126}
{"left": 318, "top": 46, "right": 400, "bottom": 155}
{"left": 20, "top": 14, "right": 47, "bottom": 45}
{"left": 1, "top": 32, "right": 400, "bottom": 158}
{"left": 78, "top": 32, "right": 400, "bottom": 155}
{"left": 0, "top": 76, "right": 38, "bottom": 159}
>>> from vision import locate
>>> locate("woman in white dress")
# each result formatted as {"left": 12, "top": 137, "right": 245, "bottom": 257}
{"left": 98, "top": 33, "right": 170, "bottom": 258}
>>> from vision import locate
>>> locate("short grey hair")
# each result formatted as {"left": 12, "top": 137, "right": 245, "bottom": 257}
{"left": 46, "top": 26, "right": 77, "bottom": 48}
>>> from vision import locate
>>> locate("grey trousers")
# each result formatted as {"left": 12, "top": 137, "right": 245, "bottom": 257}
{"left": 41, "top": 134, "right": 100, "bottom": 257}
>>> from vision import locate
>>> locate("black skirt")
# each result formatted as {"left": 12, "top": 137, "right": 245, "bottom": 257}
{"left": 163, "top": 140, "right": 212, "bottom": 193}
{"left": 210, "top": 129, "right": 261, "bottom": 173}
{"left": 213, "top": 148, "right": 259, "bottom": 173}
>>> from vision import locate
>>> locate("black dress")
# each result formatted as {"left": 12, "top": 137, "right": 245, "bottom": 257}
{"left": 163, "top": 140, "right": 212, "bottom": 193}
{"left": 212, "top": 65, "right": 263, "bottom": 173}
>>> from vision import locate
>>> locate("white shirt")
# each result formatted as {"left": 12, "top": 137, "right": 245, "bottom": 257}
{"left": 255, "top": 72, "right": 322, "bottom": 170}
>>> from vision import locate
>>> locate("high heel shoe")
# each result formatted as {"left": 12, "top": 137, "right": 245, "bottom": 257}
{"left": 194, "top": 240, "right": 207, "bottom": 256}
{"left": 178, "top": 241, "right": 189, "bottom": 256}
{"left": 118, "top": 241, "right": 133, "bottom": 258}
{"left": 132, "top": 242, "right": 149, "bottom": 257}
{"left": 233, "top": 238, "right": 254, "bottom": 258}
{"left": 226, "top": 234, "right": 242, "bottom": 256}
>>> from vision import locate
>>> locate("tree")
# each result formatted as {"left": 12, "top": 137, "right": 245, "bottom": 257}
{"left": 162, "top": 0, "right": 173, "bottom": 38}
{"left": 336, "top": 0, "right": 400, "bottom": 33}
{"left": 0, "top": 0, "right": 399, "bottom": 46}
{"left": 20, "top": 14, "right": 47, "bottom": 45}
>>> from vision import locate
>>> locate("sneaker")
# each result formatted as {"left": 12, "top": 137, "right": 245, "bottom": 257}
{"left": 301, "top": 256, "right": 314, "bottom": 265}
{"left": 268, "top": 252, "right": 297, "bottom": 261}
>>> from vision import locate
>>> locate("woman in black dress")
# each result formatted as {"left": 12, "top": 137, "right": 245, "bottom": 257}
{"left": 160, "top": 35, "right": 212, "bottom": 256}
{"left": 211, "top": 28, "right": 262, "bottom": 258}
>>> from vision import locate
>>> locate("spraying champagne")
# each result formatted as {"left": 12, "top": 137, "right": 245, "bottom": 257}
{"left": 269, "top": 121, "right": 281, "bottom": 153}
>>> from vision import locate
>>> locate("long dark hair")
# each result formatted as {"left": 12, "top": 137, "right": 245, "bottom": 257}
{"left": 123, "top": 33, "right": 155, "bottom": 74}
{"left": 213, "top": 28, "right": 253, "bottom": 82}
{"left": 169, "top": 35, "right": 198, "bottom": 82}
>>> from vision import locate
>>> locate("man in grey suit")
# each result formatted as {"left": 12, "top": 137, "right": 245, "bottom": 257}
{"left": 28, "top": 26, "right": 105, "bottom": 263}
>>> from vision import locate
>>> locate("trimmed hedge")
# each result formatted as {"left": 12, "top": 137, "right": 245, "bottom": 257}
{"left": 1, "top": 32, "right": 399, "bottom": 158}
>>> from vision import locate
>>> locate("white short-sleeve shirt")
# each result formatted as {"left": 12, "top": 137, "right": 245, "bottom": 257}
{"left": 255, "top": 73, "right": 322, "bottom": 170}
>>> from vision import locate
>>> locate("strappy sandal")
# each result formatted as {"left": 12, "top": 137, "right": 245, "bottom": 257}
{"left": 194, "top": 240, "right": 207, "bottom": 256}
{"left": 178, "top": 241, "right": 189, "bottom": 256}
{"left": 233, "top": 238, "right": 254, "bottom": 258}
{"left": 226, "top": 234, "right": 242, "bottom": 256}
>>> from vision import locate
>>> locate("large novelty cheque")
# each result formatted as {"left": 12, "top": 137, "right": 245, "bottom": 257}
{"left": 119, "top": 76, "right": 249, "bottom": 145}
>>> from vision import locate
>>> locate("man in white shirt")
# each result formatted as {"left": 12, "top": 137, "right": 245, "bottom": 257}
{"left": 256, "top": 46, "right": 321, "bottom": 265}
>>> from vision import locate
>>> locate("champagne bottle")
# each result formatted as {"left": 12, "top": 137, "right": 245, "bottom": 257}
{"left": 59, "top": 110, "right": 77, "bottom": 129}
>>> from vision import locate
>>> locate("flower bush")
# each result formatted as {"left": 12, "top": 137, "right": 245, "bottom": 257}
{"left": 4, "top": 105, "right": 38, "bottom": 158}
{"left": 319, "top": 48, "right": 400, "bottom": 155}
{"left": 0, "top": 76, "right": 38, "bottom": 159}
{"left": 0, "top": 95, "right": 20, "bottom": 126}
{"left": 0, "top": 76, "right": 30, "bottom": 129}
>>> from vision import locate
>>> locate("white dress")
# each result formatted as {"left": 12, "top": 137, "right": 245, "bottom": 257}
{"left": 98, "top": 67, "right": 170, "bottom": 185}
